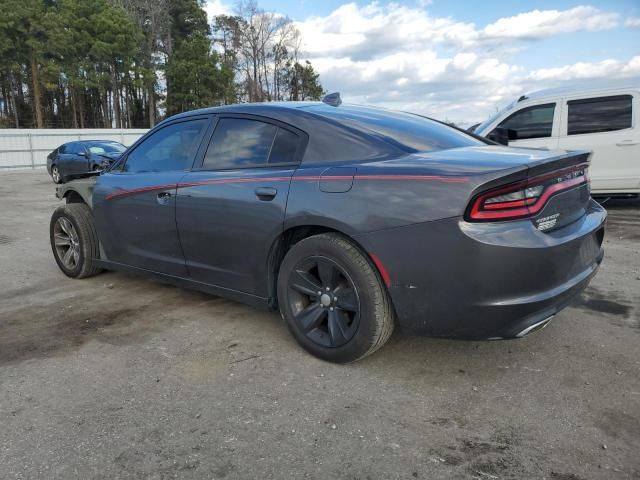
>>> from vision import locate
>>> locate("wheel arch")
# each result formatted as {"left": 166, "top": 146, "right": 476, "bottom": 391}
{"left": 266, "top": 223, "right": 390, "bottom": 309}
{"left": 56, "top": 182, "right": 95, "bottom": 209}
{"left": 63, "top": 190, "right": 86, "bottom": 205}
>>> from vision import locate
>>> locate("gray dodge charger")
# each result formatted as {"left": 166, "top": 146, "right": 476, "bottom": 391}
{"left": 51, "top": 100, "right": 606, "bottom": 363}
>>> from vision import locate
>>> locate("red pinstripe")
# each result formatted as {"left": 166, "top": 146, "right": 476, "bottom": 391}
{"left": 104, "top": 173, "right": 468, "bottom": 200}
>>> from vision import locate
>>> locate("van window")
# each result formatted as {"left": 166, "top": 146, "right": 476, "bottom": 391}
{"left": 493, "top": 103, "right": 555, "bottom": 140}
{"left": 567, "top": 95, "right": 632, "bottom": 135}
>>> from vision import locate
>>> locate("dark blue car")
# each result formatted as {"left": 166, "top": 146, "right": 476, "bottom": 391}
{"left": 46, "top": 140, "right": 127, "bottom": 183}
{"left": 50, "top": 101, "right": 606, "bottom": 362}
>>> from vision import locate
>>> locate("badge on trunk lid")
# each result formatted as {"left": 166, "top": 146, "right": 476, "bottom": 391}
{"left": 536, "top": 213, "right": 560, "bottom": 231}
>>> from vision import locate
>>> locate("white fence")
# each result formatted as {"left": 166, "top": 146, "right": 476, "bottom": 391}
{"left": 0, "top": 129, "right": 148, "bottom": 170}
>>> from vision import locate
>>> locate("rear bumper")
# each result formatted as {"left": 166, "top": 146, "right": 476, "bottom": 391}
{"left": 354, "top": 199, "right": 606, "bottom": 339}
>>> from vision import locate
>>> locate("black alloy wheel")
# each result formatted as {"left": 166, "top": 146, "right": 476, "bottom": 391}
{"left": 278, "top": 233, "right": 395, "bottom": 363}
{"left": 287, "top": 256, "right": 360, "bottom": 348}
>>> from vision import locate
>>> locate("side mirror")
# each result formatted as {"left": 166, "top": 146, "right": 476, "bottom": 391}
{"left": 78, "top": 151, "right": 86, "bottom": 157}
{"left": 487, "top": 127, "right": 516, "bottom": 146}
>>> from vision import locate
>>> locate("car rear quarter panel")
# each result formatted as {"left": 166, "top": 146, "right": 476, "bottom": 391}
{"left": 284, "top": 147, "right": 538, "bottom": 234}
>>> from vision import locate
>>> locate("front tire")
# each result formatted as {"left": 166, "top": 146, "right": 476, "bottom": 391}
{"left": 277, "top": 233, "right": 394, "bottom": 363}
{"left": 50, "top": 203, "right": 103, "bottom": 279}
{"left": 51, "top": 165, "right": 62, "bottom": 184}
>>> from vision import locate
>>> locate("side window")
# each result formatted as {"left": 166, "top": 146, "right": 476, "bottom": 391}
{"left": 67, "top": 143, "right": 83, "bottom": 155}
{"left": 203, "top": 118, "right": 276, "bottom": 169}
{"left": 58, "top": 145, "right": 67, "bottom": 154}
{"left": 203, "top": 118, "right": 297, "bottom": 170}
{"left": 494, "top": 103, "right": 555, "bottom": 140}
{"left": 568, "top": 95, "right": 633, "bottom": 135}
{"left": 123, "top": 119, "right": 207, "bottom": 173}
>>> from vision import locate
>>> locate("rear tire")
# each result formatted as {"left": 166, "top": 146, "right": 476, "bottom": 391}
{"left": 50, "top": 203, "right": 103, "bottom": 279}
{"left": 277, "top": 233, "right": 394, "bottom": 363}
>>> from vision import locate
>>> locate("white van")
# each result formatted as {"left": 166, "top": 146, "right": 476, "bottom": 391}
{"left": 472, "top": 82, "right": 639, "bottom": 197}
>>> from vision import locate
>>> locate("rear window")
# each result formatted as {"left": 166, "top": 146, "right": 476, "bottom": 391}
{"left": 567, "top": 95, "right": 633, "bottom": 135}
{"left": 307, "top": 105, "right": 482, "bottom": 153}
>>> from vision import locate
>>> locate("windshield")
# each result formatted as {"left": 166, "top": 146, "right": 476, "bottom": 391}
{"left": 87, "top": 142, "right": 126, "bottom": 154}
{"left": 474, "top": 99, "right": 517, "bottom": 134}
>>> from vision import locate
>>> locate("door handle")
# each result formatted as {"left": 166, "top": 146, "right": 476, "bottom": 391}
{"left": 156, "top": 191, "right": 172, "bottom": 205}
{"left": 616, "top": 140, "right": 638, "bottom": 146}
{"left": 255, "top": 187, "right": 277, "bottom": 200}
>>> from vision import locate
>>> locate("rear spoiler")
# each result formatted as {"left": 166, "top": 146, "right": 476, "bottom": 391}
{"left": 466, "top": 150, "right": 592, "bottom": 203}
{"left": 526, "top": 150, "right": 591, "bottom": 179}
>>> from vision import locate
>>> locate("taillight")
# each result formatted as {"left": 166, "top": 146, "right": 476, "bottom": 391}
{"left": 467, "top": 164, "right": 589, "bottom": 222}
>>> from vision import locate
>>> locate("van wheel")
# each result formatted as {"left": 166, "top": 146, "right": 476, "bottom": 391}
{"left": 50, "top": 203, "right": 103, "bottom": 279}
{"left": 277, "top": 233, "right": 394, "bottom": 363}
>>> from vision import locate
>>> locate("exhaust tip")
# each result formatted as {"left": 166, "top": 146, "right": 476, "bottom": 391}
{"left": 516, "top": 315, "right": 554, "bottom": 338}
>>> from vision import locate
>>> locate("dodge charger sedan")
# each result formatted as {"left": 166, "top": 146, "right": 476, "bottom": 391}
{"left": 47, "top": 140, "right": 127, "bottom": 183}
{"left": 50, "top": 100, "right": 606, "bottom": 362}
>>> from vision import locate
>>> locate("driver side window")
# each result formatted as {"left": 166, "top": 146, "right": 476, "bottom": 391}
{"left": 123, "top": 119, "right": 207, "bottom": 173}
{"left": 67, "top": 143, "right": 84, "bottom": 155}
{"left": 492, "top": 103, "right": 556, "bottom": 141}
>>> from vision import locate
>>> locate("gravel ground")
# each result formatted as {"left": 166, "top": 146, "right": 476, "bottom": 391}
{"left": 0, "top": 170, "right": 638, "bottom": 480}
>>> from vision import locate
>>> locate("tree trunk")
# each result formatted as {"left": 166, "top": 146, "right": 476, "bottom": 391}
{"left": 252, "top": 54, "right": 258, "bottom": 102}
{"left": 111, "top": 65, "right": 121, "bottom": 129}
{"left": 102, "top": 91, "right": 109, "bottom": 127}
{"left": 125, "top": 84, "right": 132, "bottom": 128}
{"left": 7, "top": 71, "right": 19, "bottom": 128}
{"left": 145, "top": 33, "right": 156, "bottom": 127}
{"left": 30, "top": 55, "right": 43, "bottom": 128}
{"left": 70, "top": 87, "right": 78, "bottom": 128}
{"left": 147, "top": 83, "right": 155, "bottom": 127}
{"left": 78, "top": 90, "right": 85, "bottom": 129}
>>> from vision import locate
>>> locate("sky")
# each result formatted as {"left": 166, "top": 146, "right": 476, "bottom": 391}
{"left": 206, "top": 0, "right": 640, "bottom": 125}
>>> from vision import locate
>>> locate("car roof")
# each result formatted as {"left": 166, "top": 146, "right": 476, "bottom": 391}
{"left": 165, "top": 101, "right": 322, "bottom": 119}
{"left": 520, "top": 79, "right": 640, "bottom": 103}
{"left": 64, "top": 140, "right": 123, "bottom": 146}
{"left": 159, "top": 101, "right": 426, "bottom": 124}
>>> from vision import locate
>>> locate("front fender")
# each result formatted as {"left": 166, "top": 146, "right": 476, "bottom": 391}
{"left": 55, "top": 177, "right": 97, "bottom": 208}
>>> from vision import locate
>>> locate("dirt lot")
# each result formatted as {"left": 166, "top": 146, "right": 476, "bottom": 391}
{"left": 0, "top": 170, "right": 638, "bottom": 480}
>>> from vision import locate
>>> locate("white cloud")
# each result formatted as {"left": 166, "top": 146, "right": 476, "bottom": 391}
{"left": 482, "top": 6, "right": 618, "bottom": 40}
{"left": 625, "top": 17, "right": 640, "bottom": 29}
{"left": 205, "top": 0, "right": 232, "bottom": 23}
{"left": 296, "top": 2, "right": 478, "bottom": 56}
{"left": 528, "top": 56, "right": 640, "bottom": 81}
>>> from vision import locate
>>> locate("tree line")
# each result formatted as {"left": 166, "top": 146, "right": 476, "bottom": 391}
{"left": 0, "top": 0, "right": 324, "bottom": 129}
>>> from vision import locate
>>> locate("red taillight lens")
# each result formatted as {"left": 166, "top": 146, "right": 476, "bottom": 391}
{"left": 467, "top": 164, "right": 589, "bottom": 222}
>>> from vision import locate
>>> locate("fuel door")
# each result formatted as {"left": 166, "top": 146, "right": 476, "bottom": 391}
{"left": 319, "top": 167, "right": 356, "bottom": 193}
